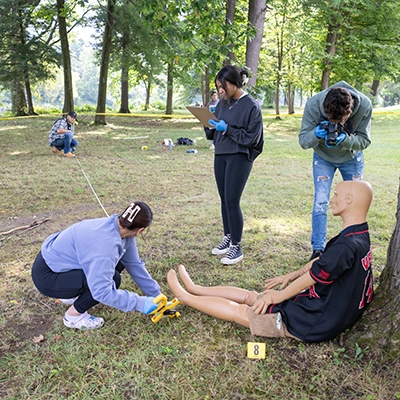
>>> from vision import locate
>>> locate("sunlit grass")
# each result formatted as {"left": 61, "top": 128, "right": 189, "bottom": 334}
{"left": 0, "top": 113, "right": 399, "bottom": 399}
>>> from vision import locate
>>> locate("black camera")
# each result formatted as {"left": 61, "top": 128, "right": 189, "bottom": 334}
{"left": 320, "top": 122, "right": 346, "bottom": 146}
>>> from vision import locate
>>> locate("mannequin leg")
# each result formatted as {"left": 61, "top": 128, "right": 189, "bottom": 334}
{"left": 167, "top": 269, "right": 250, "bottom": 328}
{"left": 178, "top": 264, "right": 258, "bottom": 306}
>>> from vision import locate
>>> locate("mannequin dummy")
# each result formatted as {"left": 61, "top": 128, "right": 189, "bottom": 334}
{"left": 168, "top": 181, "right": 374, "bottom": 342}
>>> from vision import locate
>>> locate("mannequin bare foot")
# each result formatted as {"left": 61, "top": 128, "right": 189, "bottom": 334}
{"left": 167, "top": 269, "right": 189, "bottom": 304}
{"left": 178, "top": 264, "right": 199, "bottom": 294}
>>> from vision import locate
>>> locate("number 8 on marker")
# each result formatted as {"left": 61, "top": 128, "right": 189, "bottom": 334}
{"left": 247, "top": 342, "right": 266, "bottom": 359}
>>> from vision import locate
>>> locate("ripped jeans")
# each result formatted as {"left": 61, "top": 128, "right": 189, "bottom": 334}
{"left": 311, "top": 151, "right": 364, "bottom": 250}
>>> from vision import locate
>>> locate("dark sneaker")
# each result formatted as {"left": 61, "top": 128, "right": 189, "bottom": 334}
{"left": 221, "top": 244, "right": 243, "bottom": 265}
{"left": 309, "top": 250, "right": 323, "bottom": 261}
{"left": 211, "top": 235, "right": 231, "bottom": 255}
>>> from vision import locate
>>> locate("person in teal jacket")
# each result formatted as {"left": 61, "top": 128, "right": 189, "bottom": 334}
{"left": 32, "top": 201, "right": 161, "bottom": 330}
{"left": 298, "top": 81, "right": 372, "bottom": 261}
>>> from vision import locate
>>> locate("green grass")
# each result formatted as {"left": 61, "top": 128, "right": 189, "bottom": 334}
{"left": 0, "top": 112, "right": 399, "bottom": 399}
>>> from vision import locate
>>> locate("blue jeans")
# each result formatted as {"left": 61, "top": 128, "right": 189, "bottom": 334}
{"left": 311, "top": 151, "right": 364, "bottom": 250}
{"left": 51, "top": 132, "right": 78, "bottom": 154}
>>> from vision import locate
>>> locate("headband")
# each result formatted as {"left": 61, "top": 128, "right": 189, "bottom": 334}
{"left": 121, "top": 203, "right": 141, "bottom": 223}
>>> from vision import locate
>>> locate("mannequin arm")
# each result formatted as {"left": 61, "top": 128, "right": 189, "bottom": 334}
{"left": 264, "top": 259, "right": 316, "bottom": 290}
{"left": 253, "top": 271, "right": 316, "bottom": 315}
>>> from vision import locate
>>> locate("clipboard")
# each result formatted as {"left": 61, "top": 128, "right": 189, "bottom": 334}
{"left": 186, "top": 106, "right": 218, "bottom": 128}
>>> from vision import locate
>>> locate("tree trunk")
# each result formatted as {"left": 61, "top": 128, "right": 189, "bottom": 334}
{"left": 25, "top": 75, "right": 37, "bottom": 115}
{"left": 321, "top": 24, "right": 338, "bottom": 90}
{"left": 274, "top": 82, "right": 281, "bottom": 120}
{"left": 144, "top": 79, "right": 151, "bottom": 110}
{"left": 119, "top": 33, "right": 130, "bottom": 114}
{"left": 287, "top": 82, "right": 295, "bottom": 114}
{"left": 165, "top": 61, "right": 173, "bottom": 115}
{"left": 203, "top": 65, "right": 210, "bottom": 106}
{"left": 370, "top": 79, "right": 380, "bottom": 96}
{"left": 95, "top": 0, "right": 115, "bottom": 125}
{"left": 224, "top": 0, "right": 236, "bottom": 64}
{"left": 245, "top": 0, "right": 267, "bottom": 89}
{"left": 11, "top": 78, "right": 27, "bottom": 116}
{"left": 346, "top": 178, "right": 400, "bottom": 359}
{"left": 57, "top": 0, "right": 74, "bottom": 114}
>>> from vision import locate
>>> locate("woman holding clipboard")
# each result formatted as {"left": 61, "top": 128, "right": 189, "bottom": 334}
{"left": 204, "top": 65, "right": 264, "bottom": 265}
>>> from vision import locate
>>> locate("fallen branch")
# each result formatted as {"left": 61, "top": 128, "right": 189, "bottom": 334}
{"left": 0, "top": 218, "right": 51, "bottom": 239}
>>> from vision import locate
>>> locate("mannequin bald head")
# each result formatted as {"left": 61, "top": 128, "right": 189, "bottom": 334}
{"left": 330, "top": 180, "right": 373, "bottom": 228}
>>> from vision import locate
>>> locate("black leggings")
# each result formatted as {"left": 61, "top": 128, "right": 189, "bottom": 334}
{"left": 31, "top": 251, "right": 122, "bottom": 314}
{"left": 214, "top": 153, "right": 253, "bottom": 244}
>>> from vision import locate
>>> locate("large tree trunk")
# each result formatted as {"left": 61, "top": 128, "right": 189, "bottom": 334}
{"left": 165, "top": 61, "right": 173, "bottom": 115}
{"left": 321, "top": 24, "right": 338, "bottom": 90}
{"left": 95, "top": 0, "right": 115, "bottom": 125}
{"left": 11, "top": 78, "right": 27, "bottom": 116}
{"left": 119, "top": 33, "right": 130, "bottom": 114}
{"left": 224, "top": 0, "right": 236, "bottom": 64}
{"left": 346, "top": 178, "right": 400, "bottom": 359}
{"left": 119, "top": 65, "right": 130, "bottom": 113}
{"left": 57, "top": 0, "right": 74, "bottom": 114}
{"left": 245, "top": 0, "right": 267, "bottom": 89}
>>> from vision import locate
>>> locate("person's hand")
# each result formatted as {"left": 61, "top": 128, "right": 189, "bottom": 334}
{"left": 325, "top": 132, "right": 346, "bottom": 148}
{"left": 264, "top": 274, "right": 291, "bottom": 290}
{"left": 208, "top": 119, "right": 227, "bottom": 131}
{"left": 314, "top": 121, "right": 329, "bottom": 139}
{"left": 252, "top": 290, "right": 279, "bottom": 315}
{"left": 141, "top": 296, "right": 158, "bottom": 315}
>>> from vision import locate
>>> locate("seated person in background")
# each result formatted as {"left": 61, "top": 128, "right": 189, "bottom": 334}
{"left": 167, "top": 180, "right": 373, "bottom": 343}
{"left": 48, "top": 111, "right": 78, "bottom": 158}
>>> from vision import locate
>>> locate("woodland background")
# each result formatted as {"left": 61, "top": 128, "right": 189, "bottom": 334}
{"left": 1, "top": 0, "right": 400, "bottom": 120}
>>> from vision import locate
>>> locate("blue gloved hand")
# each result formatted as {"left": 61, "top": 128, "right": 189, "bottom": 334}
{"left": 208, "top": 119, "right": 227, "bottom": 132}
{"left": 325, "top": 132, "right": 346, "bottom": 148}
{"left": 314, "top": 121, "right": 329, "bottom": 139}
{"left": 141, "top": 296, "right": 158, "bottom": 315}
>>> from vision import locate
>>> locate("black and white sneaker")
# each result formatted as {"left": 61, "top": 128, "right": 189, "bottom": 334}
{"left": 221, "top": 244, "right": 243, "bottom": 265}
{"left": 211, "top": 235, "right": 231, "bottom": 255}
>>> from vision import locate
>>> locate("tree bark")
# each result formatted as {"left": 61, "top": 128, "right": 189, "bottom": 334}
{"left": 245, "top": 0, "right": 267, "bottom": 89}
{"left": 370, "top": 79, "right": 380, "bottom": 96}
{"left": 25, "top": 76, "right": 37, "bottom": 115}
{"left": 11, "top": 78, "right": 27, "bottom": 116}
{"left": 224, "top": 0, "right": 236, "bottom": 64}
{"left": 346, "top": 178, "right": 400, "bottom": 359}
{"left": 165, "top": 61, "right": 173, "bottom": 115}
{"left": 321, "top": 24, "right": 338, "bottom": 90}
{"left": 119, "top": 32, "right": 130, "bottom": 114}
{"left": 57, "top": 0, "right": 74, "bottom": 114}
{"left": 95, "top": 0, "right": 116, "bottom": 125}
{"left": 144, "top": 79, "right": 151, "bottom": 110}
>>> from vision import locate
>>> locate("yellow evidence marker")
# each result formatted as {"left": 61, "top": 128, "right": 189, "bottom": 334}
{"left": 247, "top": 342, "right": 266, "bottom": 359}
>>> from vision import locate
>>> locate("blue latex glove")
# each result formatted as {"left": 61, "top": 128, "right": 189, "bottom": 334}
{"left": 314, "top": 121, "right": 329, "bottom": 139}
{"left": 208, "top": 119, "right": 227, "bottom": 132}
{"left": 325, "top": 132, "right": 346, "bottom": 148}
{"left": 141, "top": 296, "right": 158, "bottom": 315}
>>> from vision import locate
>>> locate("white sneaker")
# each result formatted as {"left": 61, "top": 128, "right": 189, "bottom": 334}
{"left": 63, "top": 312, "right": 104, "bottom": 330}
{"left": 59, "top": 296, "right": 79, "bottom": 305}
